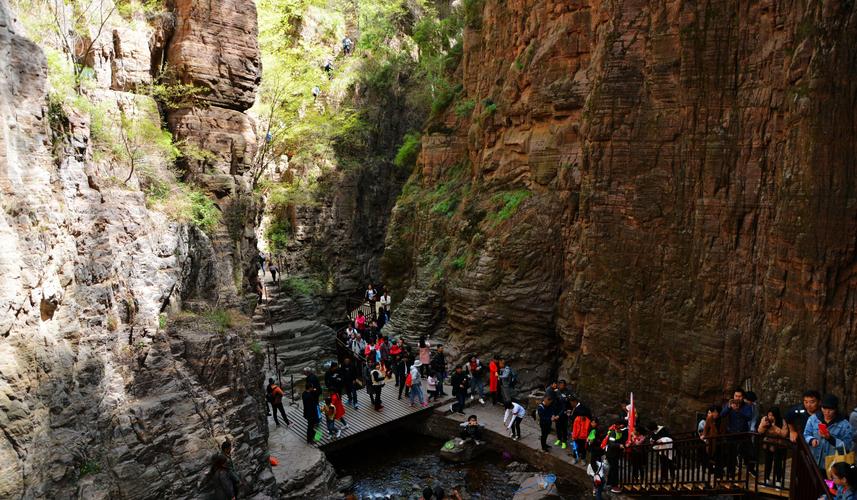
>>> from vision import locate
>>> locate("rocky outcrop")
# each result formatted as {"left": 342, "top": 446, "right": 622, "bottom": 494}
{"left": 384, "top": 0, "right": 857, "bottom": 426}
{"left": 166, "top": 0, "right": 262, "bottom": 309}
{"left": 0, "top": 0, "right": 274, "bottom": 497}
{"left": 167, "top": 0, "right": 261, "bottom": 110}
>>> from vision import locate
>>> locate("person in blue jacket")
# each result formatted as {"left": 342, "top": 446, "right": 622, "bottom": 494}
{"left": 804, "top": 394, "right": 854, "bottom": 477}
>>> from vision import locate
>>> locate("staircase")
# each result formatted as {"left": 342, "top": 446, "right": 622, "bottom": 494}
{"left": 253, "top": 276, "right": 337, "bottom": 395}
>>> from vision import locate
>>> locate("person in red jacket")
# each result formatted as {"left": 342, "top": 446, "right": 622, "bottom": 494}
{"left": 488, "top": 358, "right": 499, "bottom": 405}
{"left": 330, "top": 392, "right": 348, "bottom": 430}
{"left": 569, "top": 394, "right": 592, "bottom": 464}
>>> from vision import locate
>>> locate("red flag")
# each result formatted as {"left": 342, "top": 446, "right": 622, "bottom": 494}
{"left": 626, "top": 392, "right": 635, "bottom": 445}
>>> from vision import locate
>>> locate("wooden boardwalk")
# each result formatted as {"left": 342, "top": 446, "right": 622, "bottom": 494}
{"left": 282, "top": 380, "right": 452, "bottom": 450}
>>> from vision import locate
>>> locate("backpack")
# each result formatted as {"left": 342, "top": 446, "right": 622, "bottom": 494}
{"left": 508, "top": 368, "right": 519, "bottom": 387}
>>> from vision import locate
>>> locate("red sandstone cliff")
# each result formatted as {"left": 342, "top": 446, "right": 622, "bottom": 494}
{"left": 383, "top": 0, "right": 857, "bottom": 425}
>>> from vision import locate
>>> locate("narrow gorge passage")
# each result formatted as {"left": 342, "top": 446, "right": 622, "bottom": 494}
{"left": 2, "top": 0, "right": 857, "bottom": 499}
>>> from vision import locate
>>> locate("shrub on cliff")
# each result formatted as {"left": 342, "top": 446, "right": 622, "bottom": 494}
{"left": 394, "top": 132, "right": 421, "bottom": 168}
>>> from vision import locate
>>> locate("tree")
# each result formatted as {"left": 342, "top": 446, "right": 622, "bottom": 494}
{"left": 48, "top": 0, "right": 116, "bottom": 92}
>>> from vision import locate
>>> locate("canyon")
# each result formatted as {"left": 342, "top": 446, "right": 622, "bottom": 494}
{"left": 1, "top": 0, "right": 856, "bottom": 497}
{"left": 383, "top": 0, "right": 857, "bottom": 426}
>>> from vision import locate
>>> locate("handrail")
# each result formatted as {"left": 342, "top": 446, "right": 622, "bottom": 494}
{"left": 614, "top": 431, "right": 829, "bottom": 499}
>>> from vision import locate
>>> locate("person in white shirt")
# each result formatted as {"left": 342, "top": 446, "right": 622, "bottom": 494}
{"left": 377, "top": 291, "right": 391, "bottom": 315}
{"left": 504, "top": 401, "right": 527, "bottom": 440}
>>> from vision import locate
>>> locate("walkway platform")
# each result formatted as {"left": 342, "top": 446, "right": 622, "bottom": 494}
{"left": 280, "top": 380, "right": 453, "bottom": 451}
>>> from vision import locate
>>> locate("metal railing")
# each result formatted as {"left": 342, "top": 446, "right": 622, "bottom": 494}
{"left": 615, "top": 432, "right": 831, "bottom": 498}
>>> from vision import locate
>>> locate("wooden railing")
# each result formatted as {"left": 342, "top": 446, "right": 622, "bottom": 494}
{"left": 616, "top": 432, "right": 831, "bottom": 499}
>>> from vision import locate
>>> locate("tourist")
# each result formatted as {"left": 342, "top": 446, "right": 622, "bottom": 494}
{"left": 627, "top": 425, "right": 648, "bottom": 481}
{"left": 220, "top": 440, "right": 241, "bottom": 497}
{"left": 418, "top": 336, "right": 431, "bottom": 375}
{"left": 325, "top": 362, "right": 343, "bottom": 395}
{"left": 569, "top": 393, "right": 592, "bottom": 464}
{"left": 745, "top": 391, "right": 760, "bottom": 431}
{"left": 363, "top": 360, "right": 375, "bottom": 403}
{"left": 604, "top": 420, "right": 628, "bottom": 493}
{"left": 365, "top": 283, "right": 377, "bottom": 303}
{"left": 323, "top": 58, "right": 333, "bottom": 78}
{"left": 553, "top": 380, "right": 571, "bottom": 451}
{"left": 466, "top": 356, "right": 486, "bottom": 404}
{"left": 342, "top": 36, "right": 353, "bottom": 55}
{"left": 459, "top": 415, "right": 484, "bottom": 442}
{"left": 268, "top": 378, "right": 290, "bottom": 426}
{"left": 450, "top": 365, "right": 470, "bottom": 414}
{"left": 209, "top": 453, "right": 237, "bottom": 500}
{"left": 350, "top": 333, "right": 366, "bottom": 371}
{"left": 851, "top": 405, "right": 857, "bottom": 450}
{"left": 758, "top": 406, "right": 789, "bottom": 486}
{"left": 721, "top": 396, "right": 752, "bottom": 477}
{"left": 701, "top": 404, "right": 722, "bottom": 474}
{"left": 488, "top": 357, "right": 499, "bottom": 405}
{"left": 303, "top": 367, "right": 322, "bottom": 392}
{"left": 651, "top": 425, "right": 675, "bottom": 482}
{"left": 537, "top": 396, "right": 556, "bottom": 451}
{"left": 786, "top": 389, "right": 822, "bottom": 442}
{"left": 370, "top": 362, "right": 386, "bottom": 411}
{"left": 804, "top": 394, "right": 853, "bottom": 476}
{"left": 379, "top": 289, "right": 391, "bottom": 314}
{"left": 321, "top": 397, "right": 341, "bottom": 438}
{"left": 394, "top": 348, "right": 408, "bottom": 399}
{"left": 427, "top": 370, "right": 438, "bottom": 402}
{"left": 301, "top": 383, "right": 320, "bottom": 444}
{"left": 504, "top": 400, "right": 526, "bottom": 440}
{"left": 269, "top": 263, "right": 279, "bottom": 283}
{"left": 498, "top": 359, "right": 512, "bottom": 405}
{"left": 829, "top": 462, "right": 857, "bottom": 500}
{"left": 420, "top": 487, "right": 434, "bottom": 500}
{"left": 341, "top": 357, "right": 359, "bottom": 409}
{"left": 377, "top": 307, "right": 388, "bottom": 329}
{"left": 586, "top": 417, "right": 602, "bottom": 465}
{"left": 430, "top": 345, "right": 447, "bottom": 394}
{"left": 587, "top": 449, "right": 609, "bottom": 500}
{"left": 355, "top": 310, "right": 366, "bottom": 334}
{"left": 330, "top": 389, "right": 349, "bottom": 430}
{"left": 409, "top": 360, "right": 427, "bottom": 407}
{"left": 311, "top": 85, "right": 320, "bottom": 100}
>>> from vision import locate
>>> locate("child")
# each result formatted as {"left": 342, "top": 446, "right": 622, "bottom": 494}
{"left": 426, "top": 370, "right": 438, "bottom": 402}
{"left": 830, "top": 462, "right": 857, "bottom": 500}
{"left": 322, "top": 397, "right": 340, "bottom": 438}
{"left": 331, "top": 392, "right": 348, "bottom": 430}
{"left": 587, "top": 447, "right": 609, "bottom": 500}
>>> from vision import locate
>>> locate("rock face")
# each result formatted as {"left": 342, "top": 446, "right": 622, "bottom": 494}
{"left": 383, "top": 0, "right": 857, "bottom": 426}
{"left": 167, "top": 0, "right": 261, "bottom": 111}
{"left": 0, "top": 0, "right": 274, "bottom": 497}
{"left": 167, "top": 0, "right": 262, "bottom": 308}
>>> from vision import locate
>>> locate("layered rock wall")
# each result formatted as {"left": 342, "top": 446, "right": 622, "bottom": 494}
{"left": 384, "top": 0, "right": 857, "bottom": 426}
{"left": 0, "top": 0, "right": 273, "bottom": 497}
{"left": 167, "top": 0, "right": 262, "bottom": 307}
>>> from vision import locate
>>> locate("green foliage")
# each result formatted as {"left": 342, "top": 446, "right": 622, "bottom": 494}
{"left": 265, "top": 217, "right": 292, "bottom": 252}
{"left": 158, "top": 314, "right": 167, "bottom": 330}
{"left": 146, "top": 78, "right": 208, "bottom": 110}
{"left": 451, "top": 254, "right": 467, "bottom": 270}
{"left": 430, "top": 82, "right": 462, "bottom": 118}
{"left": 282, "top": 276, "right": 323, "bottom": 296}
{"left": 483, "top": 102, "right": 498, "bottom": 116}
{"left": 463, "top": 0, "right": 486, "bottom": 29}
{"left": 488, "top": 189, "right": 531, "bottom": 223}
{"left": 187, "top": 190, "right": 221, "bottom": 233}
{"left": 394, "top": 132, "right": 421, "bottom": 168}
{"left": 455, "top": 99, "right": 476, "bottom": 118}
{"left": 115, "top": 0, "right": 168, "bottom": 20}
{"left": 206, "top": 309, "right": 233, "bottom": 333}
{"left": 250, "top": 340, "right": 263, "bottom": 354}
{"left": 78, "top": 460, "right": 101, "bottom": 479}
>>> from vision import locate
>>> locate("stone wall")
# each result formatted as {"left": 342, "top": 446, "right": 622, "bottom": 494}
{"left": 0, "top": 0, "right": 274, "bottom": 497}
{"left": 383, "top": 0, "right": 857, "bottom": 427}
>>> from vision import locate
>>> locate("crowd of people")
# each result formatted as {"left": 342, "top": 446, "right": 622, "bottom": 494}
{"left": 255, "top": 282, "right": 857, "bottom": 500}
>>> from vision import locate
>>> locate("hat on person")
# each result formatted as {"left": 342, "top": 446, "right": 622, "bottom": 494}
{"left": 821, "top": 393, "right": 840, "bottom": 410}
{"left": 413, "top": 360, "right": 422, "bottom": 367}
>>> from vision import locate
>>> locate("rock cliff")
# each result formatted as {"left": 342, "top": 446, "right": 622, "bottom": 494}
{"left": 383, "top": 0, "right": 857, "bottom": 425}
{"left": 0, "top": 0, "right": 273, "bottom": 497}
